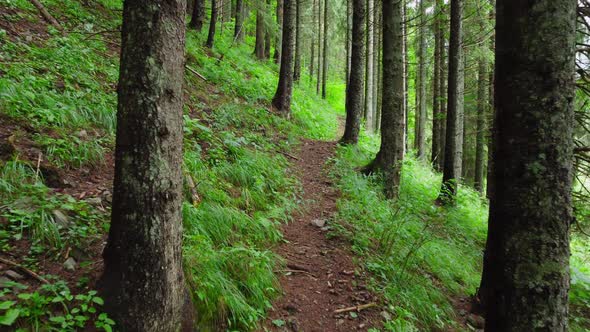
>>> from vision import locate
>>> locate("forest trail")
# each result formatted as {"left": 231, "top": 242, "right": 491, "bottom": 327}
{"left": 262, "top": 138, "right": 382, "bottom": 332}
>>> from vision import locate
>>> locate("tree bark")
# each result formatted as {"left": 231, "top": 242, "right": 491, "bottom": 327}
{"left": 402, "top": 0, "right": 409, "bottom": 152}
{"left": 438, "top": 26, "right": 447, "bottom": 171}
{"left": 99, "top": 0, "right": 193, "bottom": 330}
{"left": 234, "top": 0, "right": 244, "bottom": 41}
{"left": 310, "top": 0, "right": 316, "bottom": 82}
{"left": 415, "top": 0, "right": 427, "bottom": 159}
{"left": 481, "top": 1, "right": 575, "bottom": 330}
{"left": 341, "top": 0, "right": 365, "bottom": 144}
{"left": 364, "top": 0, "right": 404, "bottom": 199}
{"left": 365, "top": 0, "right": 374, "bottom": 132}
{"left": 272, "top": 0, "right": 295, "bottom": 116}
{"left": 189, "top": 0, "right": 205, "bottom": 31}
{"left": 293, "top": 0, "right": 301, "bottom": 81}
{"left": 206, "top": 0, "right": 217, "bottom": 47}
{"left": 431, "top": 0, "right": 443, "bottom": 170}
{"left": 473, "top": 57, "right": 487, "bottom": 193}
{"left": 264, "top": 0, "right": 271, "bottom": 59}
{"left": 438, "top": 0, "right": 463, "bottom": 205}
{"left": 372, "top": 5, "right": 380, "bottom": 131}
{"left": 346, "top": 0, "right": 352, "bottom": 84}
{"left": 255, "top": 8, "right": 266, "bottom": 59}
{"left": 316, "top": 0, "right": 323, "bottom": 94}
{"left": 274, "top": 0, "right": 283, "bottom": 64}
{"left": 321, "top": 0, "right": 328, "bottom": 98}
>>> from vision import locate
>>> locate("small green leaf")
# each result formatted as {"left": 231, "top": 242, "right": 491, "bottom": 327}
{"left": 0, "top": 309, "right": 20, "bottom": 326}
{"left": 272, "top": 319, "right": 285, "bottom": 327}
{"left": 0, "top": 301, "right": 14, "bottom": 310}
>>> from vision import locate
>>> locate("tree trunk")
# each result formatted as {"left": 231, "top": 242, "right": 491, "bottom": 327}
{"left": 316, "top": 0, "right": 322, "bottom": 94}
{"left": 481, "top": 1, "right": 575, "bottom": 330}
{"left": 431, "top": 0, "right": 443, "bottom": 170}
{"left": 364, "top": 0, "right": 404, "bottom": 198}
{"left": 365, "top": 0, "right": 374, "bottom": 132}
{"left": 264, "top": 0, "right": 271, "bottom": 59}
{"left": 341, "top": 0, "right": 365, "bottom": 144}
{"left": 274, "top": 0, "right": 283, "bottom": 64}
{"left": 310, "top": 0, "right": 316, "bottom": 82}
{"left": 99, "top": 1, "right": 193, "bottom": 330}
{"left": 189, "top": 0, "right": 205, "bottom": 31}
{"left": 402, "top": 0, "right": 408, "bottom": 152}
{"left": 372, "top": 5, "right": 380, "bottom": 131}
{"left": 473, "top": 58, "right": 487, "bottom": 193}
{"left": 272, "top": 0, "right": 295, "bottom": 116}
{"left": 206, "top": 0, "right": 217, "bottom": 47}
{"left": 255, "top": 9, "right": 266, "bottom": 59}
{"left": 234, "top": 0, "right": 244, "bottom": 41}
{"left": 346, "top": 0, "right": 352, "bottom": 84}
{"left": 438, "top": 0, "right": 463, "bottom": 205}
{"left": 321, "top": 0, "right": 328, "bottom": 99}
{"left": 415, "top": 0, "right": 427, "bottom": 159}
{"left": 438, "top": 27, "right": 447, "bottom": 171}
{"left": 293, "top": 0, "right": 301, "bottom": 81}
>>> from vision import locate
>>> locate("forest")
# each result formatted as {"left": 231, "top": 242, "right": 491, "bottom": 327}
{"left": 0, "top": 0, "right": 588, "bottom": 331}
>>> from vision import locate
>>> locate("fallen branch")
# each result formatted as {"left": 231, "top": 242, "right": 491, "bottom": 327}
{"left": 0, "top": 257, "right": 49, "bottom": 284}
{"left": 185, "top": 65, "right": 207, "bottom": 81}
{"left": 28, "top": 0, "right": 63, "bottom": 31}
{"left": 278, "top": 150, "right": 300, "bottom": 161}
{"left": 333, "top": 302, "right": 377, "bottom": 314}
{"left": 282, "top": 269, "right": 318, "bottom": 279}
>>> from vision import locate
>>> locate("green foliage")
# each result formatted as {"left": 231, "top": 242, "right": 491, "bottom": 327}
{"left": 331, "top": 144, "right": 487, "bottom": 330}
{"left": 0, "top": 159, "right": 106, "bottom": 252}
{"left": 0, "top": 279, "right": 114, "bottom": 331}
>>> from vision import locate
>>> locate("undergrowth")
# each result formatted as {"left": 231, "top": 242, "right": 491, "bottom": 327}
{"left": 330, "top": 134, "right": 590, "bottom": 331}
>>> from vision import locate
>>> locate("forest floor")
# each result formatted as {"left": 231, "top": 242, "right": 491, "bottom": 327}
{"left": 261, "top": 137, "right": 383, "bottom": 332}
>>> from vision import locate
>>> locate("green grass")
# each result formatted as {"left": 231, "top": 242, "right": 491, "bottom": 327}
{"left": 329, "top": 132, "right": 590, "bottom": 331}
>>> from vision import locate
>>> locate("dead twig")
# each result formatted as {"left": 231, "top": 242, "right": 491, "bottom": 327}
{"left": 333, "top": 302, "right": 377, "bottom": 314}
{"left": 0, "top": 257, "right": 49, "bottom": 284}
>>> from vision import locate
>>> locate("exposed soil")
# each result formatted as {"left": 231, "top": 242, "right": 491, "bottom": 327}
{"left": 261, "top": 139, "right": 383, "bottom": 332}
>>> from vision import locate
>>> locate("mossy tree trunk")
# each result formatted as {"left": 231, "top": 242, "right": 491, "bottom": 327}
{"left": 415, "top": 0, "right": 427, "bottom": 159}
{"left": 438, "top": 0, "right": 464, "bottom": 205}
{"left": 293, "top": 0, "right": 301, "bottom": 81}
{"left": 364, "top": 0, "right": 374, "bottom": 131}
{"left": 234, "top": 0, "right": 244, "bottom": 41}
{"left": 272, "top": 0, "right": 295, "bottom": 116}
{"left": 264, "top": 0, "right": 271, "bottom": 59}
{"left": 316, "top": 0, "right": 323, "bottom": 94}
{"left": 274, "top": 0, "right": 283, "bottom": 64}
{"left": 473, "top": 57, "right": 487, "bottom": 193}
{"left": 321, "top": 0, "right": 328, "bottom": 99}
{"left": 99, "top": 0, "right": 193, "bottom": 330}
{"left": 189, "top": 0, "right": 205, "bottom": 31}
{"left": 431, "top": 0, "right": 443, "bottom": 170}
{"left": 364, "top": 0, "right": 404, "bottom": 198}
{"left": 481, "top": 1, "right": 575, "bottom": 330}
{"left": 206, "top": 0, "right": 218, "bottom": 47}
{"left": 254, "top": 7, "right": 266, "bottom": 59}
{"left": 341, "top": 0, "right": 365, "bottom": 144}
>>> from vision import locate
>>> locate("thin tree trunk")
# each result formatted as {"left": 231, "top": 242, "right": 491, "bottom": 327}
{"left": 365, "top": 0, "right": 374, "bottom": 132}
{"left": 274, "top": 0, "right": 283, "bottom": 64}
{"left": 402, "top": 0, "right": 409, "bottom": 152}
{"left": 206, "top": 0, "right": 217, "bottom": 47}
{"left": 341, "top": 0, "right": 365, "bottom": 144}
{"left": 438, "top": 0, "right": 463, "bottom": 205}
{"left": 346, "top": 0, "right": 352, "bottom": 84}
{"left": 439, "top": 29, "right": 447, "bottom": 171}
{"left": 481, "top": 1, "right": 575, "bottom": 330}
{"left": 234, "top": 0, "right": 244, "bottom": 41}
{"left": 265, "top": 0, "right": 271, "bottom": 59}
{"left": 99, "top": 1, "right": 193, "bottom": 330}
{"left": 431, "top": 0, "right": 443, "bottom": 170}
{"left": 321, "top": 0, "right": 328, "bottom": 98}
{"left": 317, "top": 0, "right": 323, "bottom": 94}
{"left": 310, "top": 0, "right": 316, "bottom": 82}
{"left": 189, "top": 0, "right": 205, "bottom": 31}
{"left": 473, "top": 57, "right": 487, "bottom": 192}
{"left": 364, "top": 0, "right": 404, "bottom": 198}
{"left": 272, "top": 0, "right": 295, "bottom": 115}
{"left": 293, "top": 0, "right": 301, "bottom": 81}
{"left": 372, "top": 5, "right": 380, "bottom": 131}
{"left": 415, "top": 0, "right": 427, "bottom": 159}
{"left": 255, "top": 9, "right": 266, "bottom": 59}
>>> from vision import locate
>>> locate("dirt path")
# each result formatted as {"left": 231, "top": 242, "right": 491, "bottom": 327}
{"left": 261, "top": 139, "right": 382, "bottom": 332}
